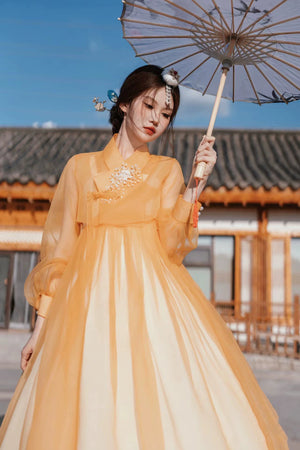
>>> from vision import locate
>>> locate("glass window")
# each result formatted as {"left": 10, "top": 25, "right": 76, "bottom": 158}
{"left": 213, "top": 237, "right": 234, "bottom": 302}
{"left": 271, "top": 239, "right": 285, "bottom": 306}
{"left": 187, "top": 267, "right": 211, "bottom": 299}
{"left": 184, "top": 235, "right": 234, "bottom": 304}
{"left": 10, "top": 252, "right": 38, "bottom": 328}
{"left": 291, "top": 237, "right": 300, "bottom": 300}
{"left": 240, "top": 237, "right": 252, "bottom": 314}
{"left": 0, "top": 254, "right": 12, "bottom": 327}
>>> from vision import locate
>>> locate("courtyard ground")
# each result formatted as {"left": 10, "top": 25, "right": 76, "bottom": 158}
{"left": 0, "top": 329, "right": 299, "bottom": 448}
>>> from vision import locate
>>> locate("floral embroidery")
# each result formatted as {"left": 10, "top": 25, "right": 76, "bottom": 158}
{"left": 93, "top": 163, "right": 142, "bottom": 203}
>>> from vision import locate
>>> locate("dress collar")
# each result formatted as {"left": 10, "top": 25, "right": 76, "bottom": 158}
{"left": 102, "top": 134, "right": 150, "bottom": 171}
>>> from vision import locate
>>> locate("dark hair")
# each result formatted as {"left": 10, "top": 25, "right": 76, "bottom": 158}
{"left": 109, "top": 65, "right": 180, "bottom": 135}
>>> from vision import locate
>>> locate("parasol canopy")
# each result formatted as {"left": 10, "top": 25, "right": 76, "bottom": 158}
{"left": 120, "top": 0, "right": 300, "bottom": 105}
{"left": 120, "top": 0, "right": 300, "bottom": 181}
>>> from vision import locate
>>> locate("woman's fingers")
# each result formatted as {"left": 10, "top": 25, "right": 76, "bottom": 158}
{"left": 199, "top": 135, "right": 215, "bottom": 147}
{"left": 195, "top": 155, "right": 216, "bottom": 163}
{"left": 20, "top": 343, "right": 33, "bottom": 371}
{"left": 194, "top": 149, "right": 217, "bottom": 164}
{"left": 192, "top": 135, "right": 217, "bottom": 177}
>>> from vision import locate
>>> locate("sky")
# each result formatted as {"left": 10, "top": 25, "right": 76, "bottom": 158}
{"left": 1, "top": 0, "right": 299, "bottom": 130}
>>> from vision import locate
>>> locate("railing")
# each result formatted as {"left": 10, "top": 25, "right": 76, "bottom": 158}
{"left": 212, "top": 295, "right": 300, "bottom": 359}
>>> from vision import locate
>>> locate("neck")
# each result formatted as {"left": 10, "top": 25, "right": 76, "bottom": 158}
{"left": 115, "top": 122, "right": 146, "bottom": 159}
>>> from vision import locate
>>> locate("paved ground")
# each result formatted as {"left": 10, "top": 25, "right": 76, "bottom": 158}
{"left": 0, "top": 329, "right": 299, "bottom": 449}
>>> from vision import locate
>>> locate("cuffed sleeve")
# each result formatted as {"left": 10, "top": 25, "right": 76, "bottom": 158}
{"left": 157, "top": 159, "right": 201, "bottom": 265}
{"left": 24, "top": 156, "right": 80, "bottom": 318}
{"left": 37, "top": 294, "right": 53, "bottom": 318}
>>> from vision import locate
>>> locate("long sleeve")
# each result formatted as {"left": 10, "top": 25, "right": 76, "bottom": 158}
{"left": 157, "top": 159, "right": 201, "bottom": 266}
{"left": 24, "top": 156, "right": 80, "bottom": 318}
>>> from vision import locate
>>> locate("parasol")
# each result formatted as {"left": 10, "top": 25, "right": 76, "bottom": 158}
{"left": 120, "top": 0, "right": 300, "bottom": 179}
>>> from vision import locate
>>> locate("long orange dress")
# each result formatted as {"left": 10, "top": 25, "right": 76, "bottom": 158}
{"left": 0, "top": 135, "right": 288, "bottom": 449}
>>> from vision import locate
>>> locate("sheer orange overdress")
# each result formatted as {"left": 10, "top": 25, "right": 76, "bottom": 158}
{"left": 0, "top": 135, "right": 288, "bottom": 449}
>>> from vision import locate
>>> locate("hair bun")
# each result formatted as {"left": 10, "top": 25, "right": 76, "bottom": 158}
{"left": 109, "top": 105, "right": 124, "bottom": 134}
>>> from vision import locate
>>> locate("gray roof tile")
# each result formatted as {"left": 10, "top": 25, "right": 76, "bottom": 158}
{"left": 0, "top": 127, "right": 299, "bottom": 191}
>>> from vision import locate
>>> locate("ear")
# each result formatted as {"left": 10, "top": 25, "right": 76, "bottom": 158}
{"left": 119, "top": 103, "right": 128, "bottom": 114}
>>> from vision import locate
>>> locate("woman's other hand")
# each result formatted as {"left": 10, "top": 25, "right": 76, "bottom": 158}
{"left": 20, "top": 315, "right": 45, "bottom": 371}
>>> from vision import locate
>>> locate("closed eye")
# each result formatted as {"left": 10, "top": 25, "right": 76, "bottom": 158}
{"left": 163, "top": 113, "right": 171, "bottom": 119}
{"left": 144, "top": 102, "right": 154, "bottom": 109}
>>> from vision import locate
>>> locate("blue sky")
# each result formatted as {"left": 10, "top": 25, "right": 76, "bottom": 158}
{"left": 1, "top": 0, "right": 299, "bottom": 130}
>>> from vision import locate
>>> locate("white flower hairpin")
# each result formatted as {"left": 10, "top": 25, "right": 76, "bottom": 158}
{"left": 93, "top": 90, "right": 118, "bottom": 112}
{"left": 162, "top": 68, "right": 179, "bottom": 107}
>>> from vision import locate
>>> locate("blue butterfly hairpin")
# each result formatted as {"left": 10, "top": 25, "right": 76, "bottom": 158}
{"left": 93, "top": 90, "right": 118, "bottom": 112}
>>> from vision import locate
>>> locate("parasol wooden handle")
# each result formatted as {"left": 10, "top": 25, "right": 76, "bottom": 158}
{"left": 194, "top": 68, "right": 229, "bottom": 180}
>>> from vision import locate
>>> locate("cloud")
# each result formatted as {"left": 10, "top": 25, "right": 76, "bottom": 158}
{"left": 32, "top": 121, "right": 57, "bottom": 128}
{"left": 176, "top": 86, "right": 232, "bottom": 126}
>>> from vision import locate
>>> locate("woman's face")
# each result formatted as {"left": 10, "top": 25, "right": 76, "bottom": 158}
{"left": 120, "top": 86, "right": 174, "bottom": 144}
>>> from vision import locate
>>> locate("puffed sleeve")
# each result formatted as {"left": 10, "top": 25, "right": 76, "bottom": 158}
{"left": 24, "top": 156, "right": 80, "bottom": 318}
{"left": 157, "top": 159, "right": 201, "bottom": 266}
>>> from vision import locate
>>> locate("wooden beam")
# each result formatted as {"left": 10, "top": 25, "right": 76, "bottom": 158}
{"left": 0, "top": 241, "right": 41, "bottom": 251}
{"left": 0, "top": 181, "right": 55, "bottom": 201}
{"left": 0, "top": 208, "right": 48, "bottom": 227}
{"left": 201, "top": 186, "right": 300, "bottom": 206}
{"left": 1, "top": 182, "right": 299, "bottom": 206}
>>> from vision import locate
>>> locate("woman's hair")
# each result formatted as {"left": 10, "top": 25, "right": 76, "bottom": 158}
{"left": 109, "top": 65, "right": 180, "bottom": 135}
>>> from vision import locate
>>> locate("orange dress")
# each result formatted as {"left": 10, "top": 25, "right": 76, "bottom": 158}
{"left": 0, "top": 135, "right": 288, "bottom": 449}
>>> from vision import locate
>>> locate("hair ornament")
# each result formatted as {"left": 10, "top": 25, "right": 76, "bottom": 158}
{"left": 93, "top": 90, "right": 119, "bottom": 112}
{"left": 162, "top": 68, "right": 179, "bottom": 87}
{"left": 162, "top": 68, "right": 179, "bottom": 107}
{"left": 107, "top": 90, "right": 118, "bottom": 103}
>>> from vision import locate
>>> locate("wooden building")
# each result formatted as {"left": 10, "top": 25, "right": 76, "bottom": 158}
{"left": 0, "top": 127, "right": 299, "bottom": 333}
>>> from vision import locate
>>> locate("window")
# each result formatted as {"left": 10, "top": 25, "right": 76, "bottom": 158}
{"left": 270, "top": 239, "right": 285, "bottom": 307}
{"left": 291, "top": 237, "right": 300, "bottom": 301}
{"left": 213, "top": 237, "right": 234, "bottom": 302}
{"left": 0, "top": 251, "right": 38, "bottom": 329}
{"left": 184, "top": 236, "right": 234, "bottom": 303}
{"left": 0, "top": 253, "right": 13, "bottom": 327}
{"left": 240, "top": 236, "right": 252, "bottom": 314}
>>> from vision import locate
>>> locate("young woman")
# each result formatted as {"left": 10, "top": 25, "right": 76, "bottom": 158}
{"left": 0, "top": 65, "right": 288, "bottom": 449}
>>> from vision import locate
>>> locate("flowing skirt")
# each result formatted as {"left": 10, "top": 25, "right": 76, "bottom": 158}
{"left": 0, "top": 223, "right": 288, "bottom": 449}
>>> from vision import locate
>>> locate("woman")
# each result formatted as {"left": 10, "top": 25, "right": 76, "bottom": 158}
{"left": 0, "top": 65, "right": 288, "bottom": 449}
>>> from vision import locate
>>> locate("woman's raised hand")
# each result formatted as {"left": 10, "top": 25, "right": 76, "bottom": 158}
{"left": 192, "top": 135, "right": 217, "bottom": 179}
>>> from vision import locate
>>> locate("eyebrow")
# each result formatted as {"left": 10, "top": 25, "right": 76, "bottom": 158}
{"left": 144, "top": 95, "right": 173, "bottom": 111}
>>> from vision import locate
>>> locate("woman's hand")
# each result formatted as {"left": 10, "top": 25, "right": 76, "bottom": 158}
{"left": 20, "top": 315, "right": 45, "bottom": 371}
{"left": 21, "top": 336, "right": 37, "bottom": 371}
{"left": 192, "top": 135, "right": 217, "bottom": 180}
{"left": 184, "top": 135, "right": 217, "bottom": 203}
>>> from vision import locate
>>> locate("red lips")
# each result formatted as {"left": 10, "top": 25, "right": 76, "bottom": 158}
{"left": 144, "top": 127, "right": 155, "bottom": 136}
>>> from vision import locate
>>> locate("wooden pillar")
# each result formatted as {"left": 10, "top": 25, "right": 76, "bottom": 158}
{"left": 285, "top": 236, "right": 292, "bottom": 322}
{"left": 257, "top": 207, "right": 270, "bottom": 321}
{"left": 234, "top": 235, "right": 241, "bottom": 318}
{"left": 293, "top": 295, "right": 300, "bottom": 357}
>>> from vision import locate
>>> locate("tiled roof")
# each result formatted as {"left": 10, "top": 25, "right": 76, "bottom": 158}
{"left": 0, "top": 127, "right": 299, "bottom": 190}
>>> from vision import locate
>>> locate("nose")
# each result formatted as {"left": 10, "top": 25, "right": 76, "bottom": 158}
{"left": 151, "top": 110, "right": 159, "bottom": 126}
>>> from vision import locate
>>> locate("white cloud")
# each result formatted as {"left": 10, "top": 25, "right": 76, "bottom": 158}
{"left": 176, "top": 86, "right": 232, "bottom": 125}
{"left": 32, "top": 121, "right": 57, "bottom": 129}
{"left": 42, "top": 121, "right": 57, "bottom": 129}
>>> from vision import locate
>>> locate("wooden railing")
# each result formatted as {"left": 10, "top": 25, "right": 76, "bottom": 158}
{"left": 213, "top": 295, "right": 300, "bottom": 359}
